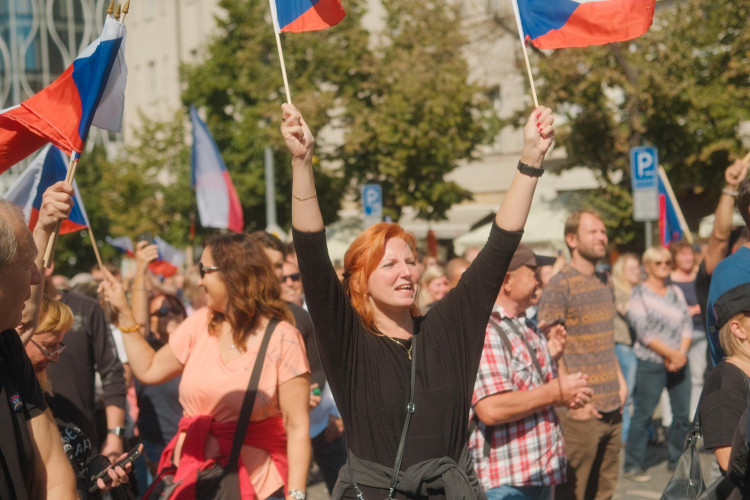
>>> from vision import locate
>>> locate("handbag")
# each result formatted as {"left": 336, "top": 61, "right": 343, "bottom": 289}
{"left": 143, "top": 318, "right": 279, "bottom": 500}
{"left": 660, "top": 411, "right": 706, "bottom": 500}
{"left": 662, "top": 373, "right": 750, "bottom": 500}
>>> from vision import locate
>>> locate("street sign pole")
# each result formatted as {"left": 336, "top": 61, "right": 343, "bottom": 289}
{"left": 630, "top": 146, "right": 659, "bottom": 249}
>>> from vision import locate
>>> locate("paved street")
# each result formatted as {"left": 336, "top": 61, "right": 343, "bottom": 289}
{"left": 306, "top": 439, "right": 718, "bottom": 499}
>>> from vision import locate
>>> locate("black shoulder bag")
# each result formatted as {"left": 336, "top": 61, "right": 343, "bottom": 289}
{"left": 145, "top": 318, "right": 279, "bottom": 500}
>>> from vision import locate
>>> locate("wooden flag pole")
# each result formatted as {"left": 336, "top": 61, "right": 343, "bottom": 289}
{"left": 87, "top": 226, "right": 105, "bottom": 272}
{"left": 511, "top": 0, "right": 539, "bottom": 108}
{"left": 43, "top": 155, "right": 78, "bottom": 268}
{"left": 267, "top": 0, "right": 292, "bottom": 103}
{"left": 658, "top": 166, "right": 694, "bottom": 244}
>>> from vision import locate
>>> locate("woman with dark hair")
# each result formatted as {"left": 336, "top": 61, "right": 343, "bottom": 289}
{"left": 99, "top": 233, "right": 311, "bottom": 499}
{"left": 282, "top": 102, "right": 555, "bottom": 498}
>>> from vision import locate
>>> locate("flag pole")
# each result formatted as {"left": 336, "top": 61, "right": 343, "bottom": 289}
{"left": 511, "top": 0, "right": 539, "bottom": 108}
{"left": 43, "top": 154, "right": 79, "bottom": 268}
{"left": 267, "top": 0, "right": 292, "bottom": 103}
{"left": 658, "top": 166, "right": 694, "bottom": 244}
{"left": 87, "top": 226, "right": 105, "bottom": 271}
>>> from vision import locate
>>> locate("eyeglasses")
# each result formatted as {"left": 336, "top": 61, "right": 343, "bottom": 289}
{"left": 31, "top": 339, "right": 67, "bottom": 360}
{"left": 653, "top": 261, "right": 672, "bottom": 267}
{"left": 282, "top": 273, "right": 301, "bottom": 283}
{"left": 199, "top": 262, "right": 221, "bottom": 278}
{"left": 151, "top": 306, "right": 184, "bottom": 318}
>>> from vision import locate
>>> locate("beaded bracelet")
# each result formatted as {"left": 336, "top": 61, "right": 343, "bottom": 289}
{"left": 119, "top": 323, "right": 142, "bottom": 333}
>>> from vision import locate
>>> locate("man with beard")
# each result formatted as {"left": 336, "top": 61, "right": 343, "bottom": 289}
{"left": 538, "top": 210, "right": 627, "bottom": 500}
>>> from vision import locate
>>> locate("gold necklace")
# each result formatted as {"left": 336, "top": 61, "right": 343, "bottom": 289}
{"left": 381, "top": 334, "right": 413, "bottom": 360}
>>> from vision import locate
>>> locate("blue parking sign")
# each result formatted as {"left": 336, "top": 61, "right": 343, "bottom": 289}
{"left": 362, "top": 184, "right": 383, "bottom": 218}
{"left": 630, "top": 147, "right": 658, "bottom": 191}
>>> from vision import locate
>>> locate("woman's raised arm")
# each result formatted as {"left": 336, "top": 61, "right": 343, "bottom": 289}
{"left": 495, "top": 106, "right": 555, "bottom": 232}
{"left": 282, "top": 103, "right": 324, "bottom": 233}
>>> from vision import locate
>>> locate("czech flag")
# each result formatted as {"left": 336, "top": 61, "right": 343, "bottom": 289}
{"left": 3, "top": 145, "right": 89, "bottom": 234}
{"left": 513, "top": 0, "right": 655, "bottom": 49}
{"left": 657, "top": 169, "right": 685, "bottom": 247}
{"left": 0, "top": 15, "right": 127, "bottom": 173}
{"left": 105, "top": 235, "right": 181, "bottom": 277}
{"left": 105, "top": 235, "right": 135, "bottom": 257}
{"left": 190, "top": 106, "right": 244, "bottom": 233}
{"left": 269, "top": 0, "right": 345, "bottom": 33}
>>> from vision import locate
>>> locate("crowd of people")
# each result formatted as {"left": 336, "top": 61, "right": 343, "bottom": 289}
{"left": 2, "top": 102, "right": 750, "bottom": 500}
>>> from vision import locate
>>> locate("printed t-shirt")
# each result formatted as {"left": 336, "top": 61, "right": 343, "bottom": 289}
{"left": 168, "top": 308, "right": 310, "bottom": 498}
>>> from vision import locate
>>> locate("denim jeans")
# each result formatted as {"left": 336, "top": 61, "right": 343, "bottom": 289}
{"left": 625, "top": 359, "right": 691, "bottom": 471}
{"left": 486, "top": 484, "right": 551, "bottom": 500}
{"left": 615, "top": 342, "right": 637, "bottom": 442}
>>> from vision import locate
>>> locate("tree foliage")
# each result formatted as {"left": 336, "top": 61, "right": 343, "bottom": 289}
{"left": 526, "top": 0, "right": 749, "bottom": 248}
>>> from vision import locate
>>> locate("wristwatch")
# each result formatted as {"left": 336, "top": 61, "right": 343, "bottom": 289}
{"left": 288, "top": 489, "right": 306, "bottom": 500}
{"left": 107, "top": 426, "right": 126, "bottom": 438}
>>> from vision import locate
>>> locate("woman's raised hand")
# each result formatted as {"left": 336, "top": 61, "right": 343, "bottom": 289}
{"left": 281, "top": 103, "right": 315, "bottom": 164}
{"left": 97, "top": 267, "right": 130, "bottom": 315}
{"left": 521, "top": 106, "right": 555, "bottom": 166}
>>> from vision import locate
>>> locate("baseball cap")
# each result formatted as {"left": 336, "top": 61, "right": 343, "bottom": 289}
{"left": 714, "top": 283, "right": 750, "bottom": 329}
{"left": 508, "top": 243, "right": 538, "bottom": 272}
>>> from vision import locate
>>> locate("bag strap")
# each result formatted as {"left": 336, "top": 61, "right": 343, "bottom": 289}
{"left": 349, "top": 334, "right": 417, "bottom": 500}
{"left": 226, "top": 317, "right": 280, "bottom": 471}
{"left": 495, "top": 318, "right": 545, "bottom": 381}
{"left": 388, "top": 333, "right": 417, "bottom": 499}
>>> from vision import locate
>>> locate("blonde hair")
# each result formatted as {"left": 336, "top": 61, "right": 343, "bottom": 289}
{"left": 641, "top": 246, "right": 672, "bottom": 267}
{"left": 612, "top": 253, "right": 639, "bottom": 297}
{"left": 36, "top": 295, "right": 74, "bottom": 336}
{"left": 719, "top": 312, "right": 750, "bottom": 358}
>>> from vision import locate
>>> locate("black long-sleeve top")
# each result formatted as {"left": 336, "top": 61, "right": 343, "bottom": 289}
{"left": 293, "top": 222, "right": 521, "bottom": 497}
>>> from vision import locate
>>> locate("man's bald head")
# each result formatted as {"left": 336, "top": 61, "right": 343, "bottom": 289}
{"left": 0, "top": 200, "right": 40, "bottom": 331}
{"left": 445, "top": 257, "right": 470, "bottom": 289}
{"left": 0, "top": 201, "right": 29, "bottom": 273}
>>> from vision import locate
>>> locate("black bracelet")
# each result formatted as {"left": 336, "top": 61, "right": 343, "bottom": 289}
{"left": 517, "top": 160, "right": 544, "bottom": 177}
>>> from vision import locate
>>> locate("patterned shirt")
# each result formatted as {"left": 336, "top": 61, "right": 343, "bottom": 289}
{"left": 627, "top": 283, "right": 693, "bottom": 364}
{"left": 538, "top": 265, "right": 621, "bottom": 413}
{"left": 469, "top": 306, "right": 566, "bottom": 489}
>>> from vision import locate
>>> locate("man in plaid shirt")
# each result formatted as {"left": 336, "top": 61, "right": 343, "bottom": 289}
{"left": 470, "top": 244, "right": 593, "bottom": 499}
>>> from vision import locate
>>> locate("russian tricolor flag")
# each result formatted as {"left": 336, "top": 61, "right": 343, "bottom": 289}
{"left": 190, "top": 106, "right": 244, "bottom": 233}
{"left": 0, "top": 15, "right": 127, "bottom": 173}
{"left": 270, "top": 0, "right": 345, "bottom": 33}
{"left": 514, "top": 0, "right": 655, "bottom": 49}
{"left": 3, "top": 145, "right": 90, "bottom": 234}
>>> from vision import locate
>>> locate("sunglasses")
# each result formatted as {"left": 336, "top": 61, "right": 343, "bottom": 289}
{"left": 151, "top": 306, "right": 184, "bottom": 318}
{"left": 282, "top": 273, "right": 301, "bottom": 283}
{"left": 653, "top": 260, "right": 672, "bottom": 267}
{"left": 31, "top": 339, "right": 67, "bottom": 360}
{"left": 199, "top": 262, "right": 221, "bottom": 278}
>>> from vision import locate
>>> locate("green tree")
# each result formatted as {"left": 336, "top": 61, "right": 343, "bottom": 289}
{"left": 338, "top": 0, "right": 497, "bottom": 221}
{"left": 524, "top": 0, "right": 749, "bottom": 248}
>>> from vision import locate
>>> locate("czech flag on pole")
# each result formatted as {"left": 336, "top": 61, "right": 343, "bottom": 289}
{"left": 190, "top": 106, "right": 244, "bottom": 233}
{"left": 3, "top": 145, "right": 90, "bottom": 234}
{"left": 0, "top": 15, "right": 127, "bottom": 173}
{"left": 269, "top": 0, "right": 345, "bottom": 33}
{"left": 513, "top": 0, "right": 655, "bottom": 49}
{"left": 657, "top": 170, "right": 685, "bottom": 247}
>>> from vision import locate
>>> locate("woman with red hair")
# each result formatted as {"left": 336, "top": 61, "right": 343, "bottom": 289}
{"left": 282, "top": 103, "right": 555, "bottom": 499}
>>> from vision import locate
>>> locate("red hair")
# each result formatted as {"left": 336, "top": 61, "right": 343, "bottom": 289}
{"left": 343, "top": 223, "right": 421, "bottom": 332}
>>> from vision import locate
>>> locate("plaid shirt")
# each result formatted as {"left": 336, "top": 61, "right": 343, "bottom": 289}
{"left": 469, "top": 305, "right": 566, "bottom": 489}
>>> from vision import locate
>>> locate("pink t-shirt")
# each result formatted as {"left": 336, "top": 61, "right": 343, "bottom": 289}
{"left": 169, "top": 308, "right": 309, "bottom": 497}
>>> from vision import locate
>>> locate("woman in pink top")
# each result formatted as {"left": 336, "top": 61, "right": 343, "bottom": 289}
{"left": 99, "top": 233, "right": 311, "bottom": 499}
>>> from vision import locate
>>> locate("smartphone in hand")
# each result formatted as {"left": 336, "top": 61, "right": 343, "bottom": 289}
{"left": 88, "top": 445, "right": 141, "bottom": 493}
